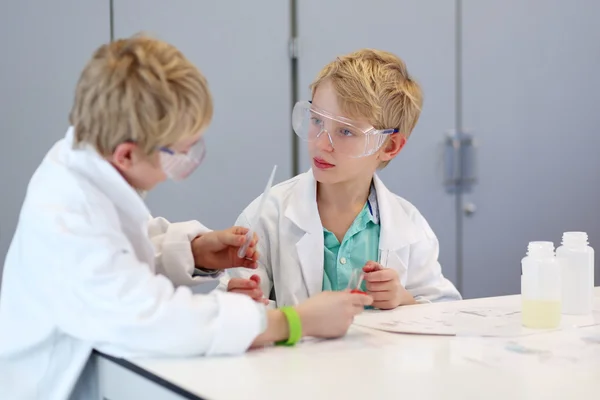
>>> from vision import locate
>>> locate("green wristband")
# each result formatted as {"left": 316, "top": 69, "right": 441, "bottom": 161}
{"left": 275, "top": 306, "right": 302, "bottom": 346}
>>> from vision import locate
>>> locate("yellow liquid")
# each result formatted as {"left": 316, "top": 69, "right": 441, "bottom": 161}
{"left": 521, "top": 299, "right": 561, "bottom": 329}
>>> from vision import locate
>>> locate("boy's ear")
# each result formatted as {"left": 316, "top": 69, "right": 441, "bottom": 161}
{"left": 110, "top": 142, "right": 138, "bottom": 170}
{"left": 379, "top": 133, "right": 407, "bottom": 161}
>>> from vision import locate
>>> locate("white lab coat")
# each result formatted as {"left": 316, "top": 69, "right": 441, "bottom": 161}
{"left": 223, "top": 171, "right": 461, "bottom": 307}
{"left": 0, "top": 128, "right": 265, "bottom": 400}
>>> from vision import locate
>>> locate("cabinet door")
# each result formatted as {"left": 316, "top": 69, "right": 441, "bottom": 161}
{"left": 0, "top": 1, "right": 110, "bottom": 281}
{"left": 296, "top": 0, "right": 459, "bottom": 285}
{"left": 461, "top": 0, "right": 600, "bottom": 297}
{"left": 114, "top": 0, "right": 292, "bottom": 228}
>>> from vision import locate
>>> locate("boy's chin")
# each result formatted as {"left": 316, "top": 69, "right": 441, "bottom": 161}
{"left": 312, "top": 169, "right": 342, "bottom": 184}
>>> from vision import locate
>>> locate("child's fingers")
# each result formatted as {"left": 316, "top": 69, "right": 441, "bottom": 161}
{"left": 365, "top": 280, "right": 394, "bottom": 292}
{"left": 240, "top": 242, "right": 260, "bottom": 263}
{"left": 364, "top": 269, "right": 395, "bottom": 283}
{"left": 362, "top": 261, "right": 383, "bottom": 273}
{"left": 238, "top": 254, "right": 259, "bottom": 269}
{"left": 368, "top": 290, "right": 394, "bottom": 302}
{"left": 241, "top": 244, "right": 257, "bottom": 260}
{"left": 349, "top": 293, "right": 373, "bottom": 307}
{"left": 372, "top": 300, "right": 396, "bottom": 310}
{"left": 230, "top": 288, "right": 263, "bottom": 300}
{"left": 227, "top": 278, "right": 257, "bottom": 290}
{"left": 231, "top": 226, "right": 250, "bottom": 236}
{"left": 249, "top": 274, "right": 261, "bottom": 284}
{"left": 220, "top": 229, "right": 248, "bottom": 247}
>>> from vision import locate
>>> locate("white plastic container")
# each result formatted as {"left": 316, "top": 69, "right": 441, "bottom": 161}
{"left": 556, "top": 232, "right": 594, "bottom": 315}
{"left": 521, "top": 241, "right": 561, "bottom": 329}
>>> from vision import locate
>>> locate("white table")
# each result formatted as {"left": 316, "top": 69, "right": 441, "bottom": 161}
{"left": 96, "top": 288, "right": 600, "bottom": 400}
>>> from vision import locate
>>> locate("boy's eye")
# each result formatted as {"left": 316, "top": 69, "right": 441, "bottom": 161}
{"left": 310, "top": 117, "right": 323, "bottom": 125}
{"left": 338, "top": 128, "right": 355, "bottom": 137}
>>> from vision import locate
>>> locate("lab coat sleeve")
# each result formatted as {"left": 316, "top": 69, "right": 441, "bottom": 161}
{"left": 39, "top": 210, "right": 266, "bottom": 358}
{"left": 218, "top": 212, "right": 275, "bottom": 307}
{"left": 405, "top": 212, "right": 462, "bottom": 303}
{"left": 148, "top": 216, "right": 224, "bottom": 286}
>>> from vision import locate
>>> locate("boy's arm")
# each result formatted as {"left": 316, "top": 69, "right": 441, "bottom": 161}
{"left": 43, "top": 210, "right": 266, "bottom": 358}
{"left": 148, "top": 216, "right": 223, "bottom": 286}
{"left": 405, "top": 213, "right": 462, "bottom": 303}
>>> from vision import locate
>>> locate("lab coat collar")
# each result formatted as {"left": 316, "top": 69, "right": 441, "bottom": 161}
{"left": 62, "top": 127, "right": 151, "bottom": 225}
{"left": 283, "top": 171, "right": 324, "bottom": 297}
{"left": 372, "top": 174, "right": 424, "bottom": 285}
{"left": 284, "top": 170, "right": 422, "bottom": 249}
{"left": 372, "top": 173, "right": 422, "bottom": 251}
{"left": 283, "top": 170, "right": 321, "bottom": 233}
{"left": 284, "top": 170, "right": 423, "bottom": 296}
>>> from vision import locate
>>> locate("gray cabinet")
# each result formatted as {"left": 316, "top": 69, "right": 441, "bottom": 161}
{"left": 461, "top": 0, "right": 600, "bottom": 297}
{"left": 113, "top": 0, "right": 292, "bottom": 229}
{"left": 0, "top": 1, "right": 110, "bottom": 282}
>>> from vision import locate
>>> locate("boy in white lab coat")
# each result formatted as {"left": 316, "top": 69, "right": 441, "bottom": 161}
{"left": 224, "top": 49, "right": 461, "bottom": 308}
{"left": 0, "top": 36, "right": 372, "bottom": 400}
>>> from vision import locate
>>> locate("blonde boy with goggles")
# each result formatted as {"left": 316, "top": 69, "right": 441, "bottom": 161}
{"left": 0, "top": 36, "right": 372, "bottom": 400}
{"left": 225, "top": 49, "right": 461, "bottom": 309}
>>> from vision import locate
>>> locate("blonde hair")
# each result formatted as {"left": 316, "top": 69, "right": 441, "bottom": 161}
{"left": 70, "top": 34, "right": 213, "bottom": 156}
{"left": 310, "top": 49, "right": 423, "bottom": 168}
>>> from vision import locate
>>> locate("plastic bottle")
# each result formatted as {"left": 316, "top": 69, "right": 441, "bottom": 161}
{"left": 521, "top": 241, "right": 561, "bottom": 329}
{"left": 556, "top": 232, "right": 594, "bottom": 315}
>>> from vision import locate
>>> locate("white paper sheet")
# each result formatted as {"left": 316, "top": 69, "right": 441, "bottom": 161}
{"left": 353, "top": 303, "right": 600, "bottom": 337}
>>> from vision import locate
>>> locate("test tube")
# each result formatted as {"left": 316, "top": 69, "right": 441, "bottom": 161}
{"left": 347, "top": 268, "right": 366, "bottom": 294}
{"left": 237, "top": 230, "right": 254, "bottom": 259}
{"left": 378, "top": 249, "right": 389, "bottom": 268}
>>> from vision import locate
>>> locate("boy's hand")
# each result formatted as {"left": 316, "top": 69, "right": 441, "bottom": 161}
{"left": 295, "top": 291, "right": 373, "bottom": 338}
{"left": 191, "top": 227, "right": 259, "bottom": 270}
{"left": 227, "top": 275, "right": 269, "bottom": 305}
{"left": 363, "top": 261, "right": 416, "bottom": 309}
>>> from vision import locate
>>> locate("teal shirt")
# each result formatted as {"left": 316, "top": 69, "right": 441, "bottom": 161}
{"left": 322, "top": 199, "right": 380, "bottom": 292}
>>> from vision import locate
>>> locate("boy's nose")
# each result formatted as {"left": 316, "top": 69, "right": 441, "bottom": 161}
{"left": 316, "top": 129, "right": 334, "bottom": 152}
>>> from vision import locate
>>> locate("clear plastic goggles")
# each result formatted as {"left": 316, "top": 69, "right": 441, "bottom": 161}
{"left": 159, "top": 138, "right": 206, "bottom": 181}
{"left": 292, "top": 100, "right": 398, "bottom": 158}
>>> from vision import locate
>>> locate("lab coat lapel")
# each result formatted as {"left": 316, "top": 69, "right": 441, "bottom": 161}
{"left": 62, "top": 127, "right": 155, "bottom": 264}
{"left": 374, "top": 175, "right": 422, "bottom": 286}
{"left": 284, "top": 171, "right": 324, "bottom": 297}
{"left": 63, "top": 127, "right": 151, "bottom": 225}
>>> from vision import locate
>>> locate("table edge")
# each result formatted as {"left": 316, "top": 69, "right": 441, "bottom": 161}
{"left": 93, "top": 350, "right": 209, "bottom": 400}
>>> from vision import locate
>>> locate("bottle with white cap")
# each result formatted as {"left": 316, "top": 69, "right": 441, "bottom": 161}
{"left": 556, "top": 232, "right": 594, "bottom": 315}
{"left": 521, "top": 241, "right": 561, "bottom": 329}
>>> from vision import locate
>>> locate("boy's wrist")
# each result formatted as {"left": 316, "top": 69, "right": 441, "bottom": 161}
{"left": 265, "top": 309, "right": 290, "bottom": 343}
{"left": 294, "top": 305, "right": 314, "bottom": 337}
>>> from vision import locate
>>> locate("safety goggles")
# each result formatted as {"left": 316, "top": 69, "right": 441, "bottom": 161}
{"left": 159, "top": 137, "right": 206, "bottom": 181}
{"left": 292, "top": 100, "right": 398, "bottom": 158}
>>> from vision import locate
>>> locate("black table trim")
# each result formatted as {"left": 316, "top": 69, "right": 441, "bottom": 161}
{"left": 94, "top": 350, "right": 209, "bottom": 400}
